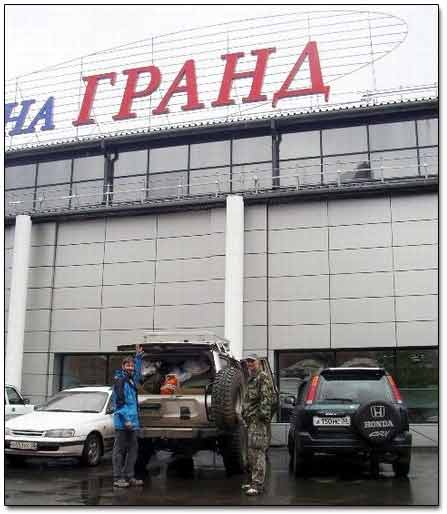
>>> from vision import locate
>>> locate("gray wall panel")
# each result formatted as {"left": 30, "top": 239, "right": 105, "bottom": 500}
{"left": 103, "top": 284, "right": 155, "bottom": 308}
{"left": 22, "top": 353, "right": 49, "bottom": 375}
{"left": 155, "top": 303, "right": 224, "bottom": 329}
{"left": 269, "top": 275, "right": 329, "bottom": 300}
{"left": 330, "top": 247, "right": 393, "bottom": 274}
{"left": 29, "top": 245, "right": 55, "bottom": 267}
{"left": 26, "top": 288, "right": 52, "bottom": 310}
{"left": 270, "top": 300, "right": 330, "bottom": 325}
{"left": 31, "top": 223, "right": 56, "bottom": 246}
{"left": 244, "top": 277, "right": 267, "bottom": 302}
{"left": 157, "top": 234, "right": 224, "bottom": 260}
{"left": 330, "top": 272, "right": 394, "bottom": 299}
{"left": 269, "top": 251, "right": 328, "bottom": 277}
{"left": 269, "top": 201, "right": 327, "bottom": 229}
{"left": 5, "top": 227, "right": 15, "bottom": 249}
{"left": 391, "top": 193, "right": 438, "bottom": 221}
{"left": 21, "top": 374, "right": 48, "bottom": 397}
{"left": 55, "top": 264, "right": 102, "bottom": 287}
{"left": 25, "top": 310, "right": 51, "bottom": 331}
{"left": 243, "top": 326, "right": 267, "bottom": 351}
{"left": 104, "top": 239, "right": 156, "bottom": 263}
{"left": 28, "top": 267, "right": 54, "bottom": 288}
{"left": 245, "top": 205, "right": 267, "bottom": 230}
{"left": 5, "top": 248, "right": 13, "bottom": 269}
{"left": 53, "top": 287, "right": 102, "bottom": 309}
{"left": 58, "top": 219, "right": 106, "bottom": 245}
{"left": 158, "top": 210, "right": 212, "bottom": 237}
{"left": 393, "top": 245, "right": 438, "bottom": 271}
{"left": 100, "top": 330, "right": 146, "bottom": 352}
{"left": 155, "top": 280, "right": 224, "bottom": 306}
{"left": 157, "top": 256, "right": 224, "bottom": 282}
{"left": 102, "top": 307, "right": 154, "bottom": 330}
{"left": 269, "top": 325, "right": 330, "bottom": 349}
{"left": 396, "top": 321, "right": 437, "bottom": 346}
{"left": 328, "top": 197, "right": 391, "bottom": 225}
{"left": 329, "top": 223, "right": 392, "bottom": 250}
{"left": 56, "top": 243, "right": 104, "bottom": 266}
{"left": 105, "top": 216, "right": 157, "bottom": 241}
{"left": 244, "top": 254, "right": 266, "bottom": 278}
{"left": 244, "top": 301, "right": 267, "bottom": 325}
{"left": 103, "top": 261, "right": 155, "bottom": 285}
{"left": 331, "top": 322, "right": 396, "bottom": 348}
{"left": 52, "top": 309, "right": 101, "bottom": 331}
{"left": 395, "top": 270, "right": 438, "bottom": 296}
{"left": 331, "top": 297, "right": 395, "bottom": 323}
{"left": 24, "top": 332, "right": 50, "bottom": 352}
{"left": 51, "top": 331, "right": 100, "bottom": 352}
{"left": 269, "top": 227, "right": 328, "bottom": 253}
{"left": 393, "top": 220, "right": 438, "bottom": 246}
{"left": 210, "top": 208, "right": 226, "bottom": 233}
{"left": 396, "top": 295, "right": 437, "bottom": 321}
{"left": 245, "top": 230, "right": 267, "bottom": 254}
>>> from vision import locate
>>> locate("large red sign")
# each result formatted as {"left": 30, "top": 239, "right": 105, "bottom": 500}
{"left": 72, "top": 41, "right": 329, "bottom": 126}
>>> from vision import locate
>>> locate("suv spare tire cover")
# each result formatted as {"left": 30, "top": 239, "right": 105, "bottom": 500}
{"left": 211, "top": 366, "right": 243, "bottom": 429}
{"left": 353, "top": 401, "right": 401, "bottom": 445}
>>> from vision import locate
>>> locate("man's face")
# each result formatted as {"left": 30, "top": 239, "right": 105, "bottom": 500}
{"left": 123, "top": 360, "right": 135, "bottom": 375}
{"left": 246, "top": 358, "right": 259, "bottom": 374}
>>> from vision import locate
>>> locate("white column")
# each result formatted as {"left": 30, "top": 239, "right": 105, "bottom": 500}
{"left": 6, "top": 215, "right": 32, "bottom": 391}
{"left": 224, "top": 195, "right": 244, "bottom": 360}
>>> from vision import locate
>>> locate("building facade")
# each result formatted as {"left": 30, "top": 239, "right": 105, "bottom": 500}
{"left": 5, "top": 98, "right": 438, "bottom": 446}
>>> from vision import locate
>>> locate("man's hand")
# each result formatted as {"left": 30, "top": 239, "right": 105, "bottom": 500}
{"left": 124, "top": 421, "right": 133, "bottom": 430}
{"left": 135, "top": 344, "right": 144, "bottom": 355}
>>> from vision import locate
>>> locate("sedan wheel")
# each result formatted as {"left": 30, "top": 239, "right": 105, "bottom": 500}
{"left": 81, "top": 433, "right": 102, "bottom": 466}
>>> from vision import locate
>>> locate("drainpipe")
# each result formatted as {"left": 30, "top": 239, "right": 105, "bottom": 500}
{"left": 224, "top": 195, "right": 244, "bottom": 360}
{"left": 6, "top": 215, "right": 32, "bottom": 391}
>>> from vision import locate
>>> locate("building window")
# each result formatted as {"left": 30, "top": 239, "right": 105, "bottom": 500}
{"left": 280, "top": 130, "right": 320, "bottom": 160}
{"left": 369, "top": 121, "right": 417, "bottom": 151}
{"left": 417, "top": 118, "right": 438, "bottom": 147}
{"left": 37, "top": 159, "right": 72, "bottom": 185}
{"left": 370, "top": 149, "right": 419, "bottom": 179}
{"left": 276, "top": 347, "right": 438, "bottom": 423}
{"left": 322, "top": 125, "right": 368, "bottom": 156}
{"left": 73, "top": 155, "right": 105, "bottom": 181}
{"left": 190, "top": 140, "right": 230, "bottom": 168}
{"left": 149, "top": 145, "right": 188, "bottom": 173}
{"left": 61, "top": 355, "right": 108, "bottom": 389}
{"left": 5, "top": 163, "right": 36, "bottom": 189}
{"left": 114, "top": 150, "right": 148, "bottom": 177}
{"left": 232, "top": 136, "right": 272, "bottom": 164}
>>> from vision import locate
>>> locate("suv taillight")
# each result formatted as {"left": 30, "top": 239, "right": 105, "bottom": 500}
{"left": 387, "top": 375, "right": 403, "bottom": 404}
{"left": 305, "top": 375, "right": 320, "bottom": 404}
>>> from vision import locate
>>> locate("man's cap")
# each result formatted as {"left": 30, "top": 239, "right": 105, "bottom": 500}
{"left": 244, "top": 353, "right": 259, "bottom": 361}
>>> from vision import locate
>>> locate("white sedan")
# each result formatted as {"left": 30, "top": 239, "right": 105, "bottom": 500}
{"left": 5, "top": 386, "right": 115, "bottom": 466}
{"left": 5, "top": 385, "right": 34, "bottom": 421}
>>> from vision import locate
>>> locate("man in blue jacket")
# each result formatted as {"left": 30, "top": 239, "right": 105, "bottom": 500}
{"left": 112, "top": 345, "right": 144, "bottom": 488}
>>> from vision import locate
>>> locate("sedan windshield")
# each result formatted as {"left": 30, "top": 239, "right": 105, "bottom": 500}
{"left": 35, "top": 392, "right": 108, "bottom": 413}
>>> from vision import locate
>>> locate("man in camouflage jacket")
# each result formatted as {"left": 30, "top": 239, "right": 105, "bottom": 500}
{"left": 241, "top": 353, "right": 273, "bottom": 496}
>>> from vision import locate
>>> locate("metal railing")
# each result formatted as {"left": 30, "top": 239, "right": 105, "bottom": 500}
{"left": 5, "top": 153, "right": 438, "bottom": 217}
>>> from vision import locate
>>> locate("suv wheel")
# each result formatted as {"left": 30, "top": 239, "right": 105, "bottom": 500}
{"left": 211, "top": 366, "right": 243, "bottom": 429}
{"left": 135, "top": 438, "right": 155, "bottom": 479}
{"left": 291, "top": 436, "right": 309, "bottom": 477}
{"left": 393, "top": 457, "right": 410, "bottom": 478}
{"left": 219, "top": 423, "right": 247, "bottom": 476}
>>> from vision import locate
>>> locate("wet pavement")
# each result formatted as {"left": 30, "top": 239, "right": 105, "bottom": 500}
{"left": 5, "top": 447, "right": 438, "bottom": 506}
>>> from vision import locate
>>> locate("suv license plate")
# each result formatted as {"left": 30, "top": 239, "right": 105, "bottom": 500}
{"left": 313, "top": 416, "right": 351, "bottom": 427}
{"left": 10, "top": 441, "right": 38, "bottom": 450}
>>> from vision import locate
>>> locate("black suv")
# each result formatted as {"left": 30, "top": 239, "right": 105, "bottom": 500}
{"left": 287, "top": 367, "right": 412, "bottom": 477}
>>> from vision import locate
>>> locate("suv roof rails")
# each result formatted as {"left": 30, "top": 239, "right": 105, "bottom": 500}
{"left": 64, "top": 384, "right": 111, "bottom": 389}
{"left": 142, "top": 330, "right": 230, "bottom": 345}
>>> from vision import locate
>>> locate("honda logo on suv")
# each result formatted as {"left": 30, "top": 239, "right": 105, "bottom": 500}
{"left": 370, "top": 406, "right": 385, "bottom": 418}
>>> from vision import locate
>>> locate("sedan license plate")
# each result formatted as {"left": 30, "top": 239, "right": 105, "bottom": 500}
{"left": 10, "top": 441, "right": 37, "bottom": 450}
{"left": 313, "top": 416, "right": 351, "bottom": 427}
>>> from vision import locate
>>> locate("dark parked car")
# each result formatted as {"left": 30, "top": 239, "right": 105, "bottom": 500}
{"left": 287, "top": 367, "right": 412, "bottom": 477}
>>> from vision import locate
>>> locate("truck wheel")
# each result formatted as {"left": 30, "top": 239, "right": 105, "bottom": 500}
{"left": 211, "top": 366, "right": 243, "bottom": 429}
{"left": 393, "top": 457, "right": 410, "bottom": 478}
{"left": 219, "top": 423, "right": 247, "bottom": 476}
{"left": 81, "top": 433, "right": 102, "bottom": 466}
{"left": 135, "top": 438, "right": 154, "bottom": 479}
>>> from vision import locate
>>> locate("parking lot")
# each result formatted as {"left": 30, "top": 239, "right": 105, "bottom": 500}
{"left": 5, "top": 447, "right": 438, "bottom": 506}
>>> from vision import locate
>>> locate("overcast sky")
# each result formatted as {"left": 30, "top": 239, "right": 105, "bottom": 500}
{"left": 5, "top": 4, "right": 438, "bottom": 88}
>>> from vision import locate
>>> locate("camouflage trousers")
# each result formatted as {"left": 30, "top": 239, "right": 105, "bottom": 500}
{"left": 246, "top": 420, "right": 269, "bottom": 490}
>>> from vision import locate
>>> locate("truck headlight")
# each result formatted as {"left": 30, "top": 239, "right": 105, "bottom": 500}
{"left": 44, "top": 429, "right": 75, "bottom": 438}
{"left": 5, "top": 427, "right": 12, "bottom": 436}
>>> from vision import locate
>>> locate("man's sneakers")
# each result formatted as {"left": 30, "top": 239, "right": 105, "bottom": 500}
{"left": 128, "top": 478, "right": 144, "bottom": 486}
{"left": 245, "top": 487, "right": 261, "bottom": 496}
{"left": 113, "top": 479, "right": 129, "bottom": 488}
{"left": 113, "top": 478, "right": 144, "bottom": 488}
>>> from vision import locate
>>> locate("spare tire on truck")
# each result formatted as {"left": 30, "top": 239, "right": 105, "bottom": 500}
{"left": 211, "top": 366, "right": 243, "bottom": 430}
{"left": 353, "top": 401, "right": 401, "bottom": 446}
